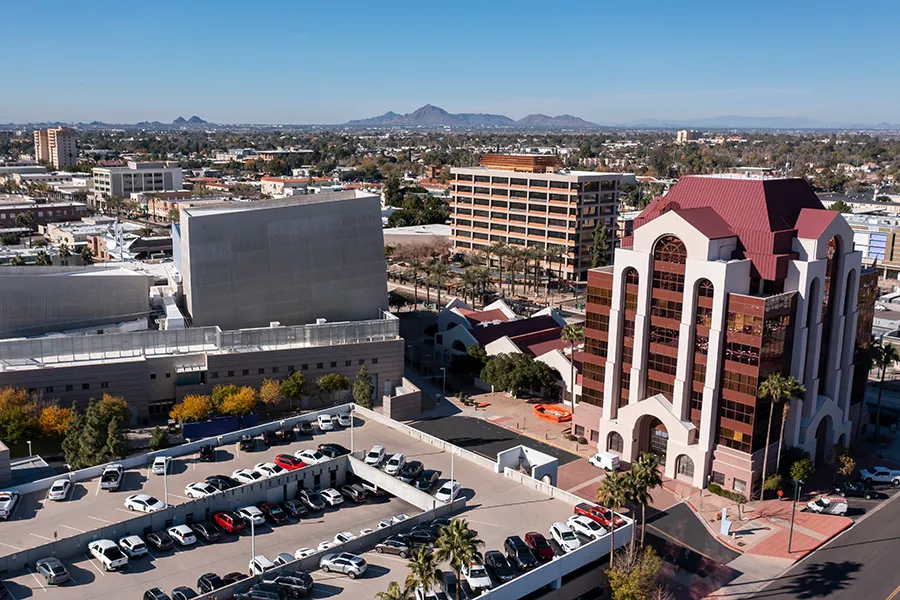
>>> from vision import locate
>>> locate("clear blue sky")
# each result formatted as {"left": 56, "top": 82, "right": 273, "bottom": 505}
{"left": 4, "top": 0, "right": 898, "bottom": 125}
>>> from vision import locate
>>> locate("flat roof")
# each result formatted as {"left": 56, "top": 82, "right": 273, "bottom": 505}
{"left": 183, "top": 189, "right": 376, "bottom": 217}
{"left": 382, "top": 223, "right": 451, "bottom": 236}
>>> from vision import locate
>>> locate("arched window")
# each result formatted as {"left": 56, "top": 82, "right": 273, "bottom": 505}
{"left": 625, "top": 267, "right": 640, "bottom": 286}
{"left": 451, "top": 340, "right": 467, "bottom": 352}
{"left": 844, "top": 270, "right": 857, "bottom": 316}
{"left": 653, "top": 235, "right": 687, "bottom": 264}
{"left": 697, "top": 279, "right": 714, "bottom": 299}
{"left": 623, "top": 268, "right": 639, "bottom": 312}
{"left": 807, "top": 278, "right": 820, "bottom": 328}
{"left": 676, "top": 455, "right": 695, "bottom": 478}
{"left": 607, "top": 431, "right": 624, "bottom": 453}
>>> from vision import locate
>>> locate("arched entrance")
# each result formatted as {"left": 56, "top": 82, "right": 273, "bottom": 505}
{"left": 643, "top": 417, "right": 669, "bottom": 462}
{"left": 675, "top": 455, "right": 694, "bottom": 480}
{"left": 815, "top": 415, "right": 834, "bottom": 464}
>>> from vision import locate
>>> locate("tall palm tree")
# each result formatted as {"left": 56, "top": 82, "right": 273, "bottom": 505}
{"left": 596, "top": 471, "right": 629, "bottom": 567}
{"left": 527, "top": 246, "right": 545, "bottom": 294}
{"left": 546, "top": 245, "right": 565, "bottom": 297}
{"left": 408, "top": 257, "right": 424, "bottom": 308}
{"left": 405, "top": 546, "right": 439, "bottom": 597}
{"left": 757, "top": 372, "right": 805, "bottom": 499}
{"left": 473, "top": 266, "right": 491, "bottom": 308}
{"left": 460, "top": 266, "right": 481, "bottom": 307}
{"left": 428, "top": 259, "right": 451, "bottom": 310}
{"left": 631, "top": 452, "right": 663, "bottom": 546}
{"left": 508, "top": 247, "right": 527, "bottom": 296}
{"left": 434, "top": 519, "right": 484, "bottom": 600}
{"left": 491, "top": 242, "right": 510, "bottom": 297}
{"left": 376, "top": 581, "right": 411, "bottom": 600}
{"left": 35, "top": 250, "right": 52, "bottom": 266}
{"left": 560, "top": 324, "right": 585, "bottom": 422}
{"left": 873, "top": 342, "right": 900, "bottom": 441}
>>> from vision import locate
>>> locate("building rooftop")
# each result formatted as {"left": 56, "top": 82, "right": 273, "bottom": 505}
{"left": 471, "top": 315, "right": 561, "bottom": 347}
{"left": 183, "top": 189, "right": 375, "bottom": 217}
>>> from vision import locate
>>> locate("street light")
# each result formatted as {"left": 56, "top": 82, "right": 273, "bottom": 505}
{"left": 250, "top": 518, "right": 256, "bottom": 564}
{"left": 26, "top": 441, "right": 32, "bottom": 457}
{"left": 350, "top": 405, "right": 355, "bottom": 453}
{"left": 788, "top": 478, "right": 804, "bottom": 553}
{"left": 163, "top": 458, "right": 169, "bottom": 506}
{"left": 440, "top": 367, "right": 447, "bottom": 401}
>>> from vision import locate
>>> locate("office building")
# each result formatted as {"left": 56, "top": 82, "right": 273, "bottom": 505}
{"left": 92, "top": 161, "right": 184, "bottom": 209}
{"left": 578, "top": 175, "right": 869, "bottom": 492}
{"left": 450, "top": 154, "right": 623, "bottom": 282}
{"left": 0, "top": 201, "right": 88, "bottom": 228}
{"left": 676, "top": 129, "right": 700, "bottom": 143}
{"left": 34, "top": 127, "right": 77, "bottom": 168}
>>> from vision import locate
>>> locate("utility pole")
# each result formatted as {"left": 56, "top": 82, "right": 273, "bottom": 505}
{"left": 788, "top": 478, "right": 804, "bottom": 553}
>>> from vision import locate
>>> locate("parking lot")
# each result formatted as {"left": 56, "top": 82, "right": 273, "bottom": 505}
{"left": 1, "top": 415, "right": 580, "bottom": 599}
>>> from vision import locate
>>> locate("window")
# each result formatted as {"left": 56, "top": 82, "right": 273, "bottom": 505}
{"left": 372, "top": 358, "right": 378, "bottom": 364}
{"left": 724, "top": 342, "right": 759, "bottom": 366}
{"left": 621, "top": 346, "right": 633, "bottom": 365}
{"left": 625, "top": 268, "right": 640, "bottom": 286}
{"left": 358, "top": 359, "right": 365, "bottom": 365}
{"left": 243, "top": 369, "right": 250, "bottom": 376}
{"left": 345, "top": 360, "right": 352, "bottom": 367}
{"left": 608, "top": 432, "right": 624, "bottom": 453}
{"left": 587, "top": 286, "right": 612, "bottom": 306}
{"left": 696, "top": 305, "right": 713, "bottom": 327}
{"left": 653, "top": 236, "right": 687, "bottom": 264}
{"left": 585, "top": 337, "right": 607, "bottom": 358}
{"left": 82, "top": 383, "right": 90, "bottom": 390}
{"left": 711, "top": 471, "right": 726, "bottom": 486}
{"left": 590, "top": 430, "right": 599, "bottom": 442}
{"left": 258, "top": 368, "right": 265, "bottom": 374}
{"left": 620, "top": 371, "right": 631, "bottom": 391}
{"left": 272, "top": 367, "right": 280, "bottom": 373}
{"left": 574, "top": 425, "right": 585, "bottom": 436}
{"left": 586, "top": 313, "right": 609, "bottom": 332}
{"left": 583, "top": 362, "right": 606, "bottom": 382}
{"left": 694, "top": 335, "right": 709, "bottom": 355}
{"left": 302, "top": 364, "right": 308, "bottom": 370}
{"left": 648, "top": 353, "right": 677, "bottom": 375}
{"left": 697, "top": 279, "right": 714, "bottom": 298}
{"left": 65, "top": 384, "right": 74, "bottom": 392}
{"left": 582, "top": 386, "right": 603, "bottom": 407}
{"left": 651, "top": 298, "right": 682, "bottom": 321}
{"left": 101, "top": 382, "right": 109, "bottom": 389}
{"left": 623, "top": 319, "right": 635, "bottom": 338}
{"left": 646, "top": 377, "right": 674, "bottom": 399}
{"left": 649, "top": 326, "right": 679, "bottom": 347}
{"left": 211, "top": 372, "right": 218, "bottom": 379}
{"left": 652, "top": 270, "right": 685, "bottom": 293}
{"left": 733, "top": 478, "right": 747, "bottom": 494}
{"left": 317, "top": 363, "right": 323, "bottom": 369}
{"left": 150, "top": 373, "right": 157, "bottom": 380}
{"left": 289, "top": 365, "right": 295, "bottom": 372}
{"left": 45, "top": 386, "right": 54, "bottom": 393}
{"left": 228, "top": 370, "right": 235, "bottom": 377}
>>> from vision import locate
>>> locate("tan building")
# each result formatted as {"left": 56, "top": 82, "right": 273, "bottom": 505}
{"left": 34, "top": 127, "right": 77, "bottom": 168}
{"left": 450, "top": 154, "right": 623, "bottom": 282}
{"left": 676, "top": 129, "right": 700, "bottom": 143}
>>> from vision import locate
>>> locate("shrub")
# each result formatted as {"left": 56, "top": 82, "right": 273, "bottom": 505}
{"left": 564, "top": 433, "right": 577, "bottom": 441}
{"left": 763, "top": 474, "right": 784, "bottom": 492}
{"left": 150, "top": 426, "right": 169, "bottom": 451}
{"left": 707, "top": 482, "right": 746, "bottom": 504}
{"left": 577, "top": 436, "right": 588, "bottom": 445}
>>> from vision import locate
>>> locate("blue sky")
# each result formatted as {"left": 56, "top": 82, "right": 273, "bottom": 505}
{"left": 4, "top": 0, "right": 898, "bottom": 124}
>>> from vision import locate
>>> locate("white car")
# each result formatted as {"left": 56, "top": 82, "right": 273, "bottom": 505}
{"left": 550, "top": 522, "right": 582, "bottom": 553}
{"left": 295, "top": 449, "right": 327, "bottom": 465}
{"left": 232, "top": 468, "right": 265, "bottom": 484}
{"left": 88, "top": 539, "right": 129, "bottom": 571}
{"left": 47, "top": 479, "right": 72, "bottom": 501}
{"left": 151, "top": 456, "right": 173, "bottom": 475}
{"left": 384, "top": 453, "right": 406, "bottom": 475}
{"left": 365, "top": 445, "right": 386, "bottom": 466}
{"left": 587, "top": 451, "right": 620, "bottom": 472}
{"left": 124, "top": 494, "right": 167, "bottom": 514}
{"left": 0, "top": 490, "right": 19, "bottom": 519}
{"left": 184, "top": 482, "right": 219, "bottom": 499}
{"left": 118, "top": 535, "right": 148, "bottom": 558}
{"left": 238, "top": 505, "right": 266, "bottom": 526}
{"left": 334, "top": 530, "right": 357, "bottom": 544}
{"left": 336, "top": 412, "right": 352, "bottom": 427}
{"left": 317, "top": 414, "right": 335, "bottom": 431}
{"left": 859, "top": 467, "right": 900, "bottom": 486}
{"left": 294, "top": 547, "right": 316, "bottom": 559}
{"left": 249, "top": 555, "right": 276, "bottom": 576}
{"left": 377, "top": 519, "right": 393, "bottom": 529}
{"left": 320, "top": 488, "right": 344, "bottom": 507}
{"left": 392, "top": 513, "right": 411, "bottom": 524}
{"left": 273, "top": 552, "right": 295, "bottom": 567}
{"left": 318, "top": 540, "right": 337, "bottom": 551}
{"left": 434, "top": 480, "right": 460, "bottom": 503}
{"left": 807, "top": 496, "right": 849, "bottom": 516}
{"left": 319, "top": 552, "right": 367, "bottom": 578}
{"left": 462, "top": 560, "right": 493, "bottom": 594}
{"left": 167, "top": 525, "right": 197, "bottom": 546}
{"left": 254, "top": 462, "right": 286, "bottom": 478}
{"left": 567, "top": 515, "right": 607, "bottom": 540}
{"left": 360, "top": 527, "right": 374, "bottom": 536}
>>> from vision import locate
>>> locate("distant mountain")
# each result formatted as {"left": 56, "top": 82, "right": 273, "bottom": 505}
{"left": 346, "top": 104, "right": 598, "bottom": 129}
{"left": 172, "top": 116, "right": 187, "bottom": 124}
{"left": 187, "top": 115, "right": 207, "bottom": 124}
{"left": 517, "top": 113, "right": 598, "bottom": 128}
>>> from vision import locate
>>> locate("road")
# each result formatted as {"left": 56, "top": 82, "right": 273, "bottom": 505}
{"left": 754, "top": 491, "right": 900, "bottom": 600}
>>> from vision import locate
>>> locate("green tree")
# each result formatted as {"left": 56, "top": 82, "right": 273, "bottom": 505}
{"left": 384, "top": 174, "right": 403, "bottom": 207}
{"left": 757, "top": 373, "right": 805, "bottom": 499}
{"left": 280, "top": 370, "right": 307, "bottom": 411}
{"left": 407, "top": 257, "right": 425, "bottom": 308}
{"left": 150, "top": 426, "right": 169, "bottom": 451}
{"left": 9, "top": 255, "right": 26, "bottom": 266}
{"left": 480, "top": 353, "right": 558, "bottom": 398}
{"left": 58, "top": 242, "right": 72, "bottom": 265}
{"left": 167, "top": 207, "right": 180, "bottom": 223}
{"left": 105, "top": 416, "right": 128, "bottom": 458}
{"left": 78, "top": 399, "right": 109, "bottom": 467}
{"left": 631, "top": 453, "right": 664, "bottom": 547}
{"left": 591, "top": 220, "right": 610, "bottom": 268}
{"left": 211, "top": 384, "right": 239, "bottom": 409}
{"left": 62, "top": 403, "right": 85, "bottom": 468}
{"left": 317, "top": 373, "right": 350, "bottom": 405}
{"left": 376, "top": 581, "right": 411, "bottom": 600}
{"left": 434, "top": 519, "right": 484, "bottom": 600}
{"left": 405, "top": 547, "right": 439, "bottom": 597}
{"left": 352, "top": 364, "right": 374, "bottom": 409}
{"left": 0, "top": 387, "right": 40, "bottom": 444}
{"left": 829, "top": 200, "right": 853, "bottom": 214}
{"left": 607, "top": 544, "right": 664, "bottom": 600}
{"left": 80, "top": 245, "right": 94, "bottom": 264}
{"left": 560, "top": 324, "right": 585, "bottom": 423}
{"left": 597, "top": 471, "right": 629, "bottom": 568}
{"left": 790, "top": 457, "right": 814, "bottom": 485}
{"left": 872, "top": 342, "right": 900, "bottom": 441}
{"left": 763, "top": 473, "right": 785, "bottom": 494}
{"left": 427, "top": 258, "right": 451, "bottom": 309}
{"left": 35, "top": 250, "right": 52, "bottom": 266}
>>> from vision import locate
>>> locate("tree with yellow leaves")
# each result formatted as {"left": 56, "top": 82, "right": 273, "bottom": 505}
{"left": 219, "top": 386, "right": 258, "bottom": 416}
{"left": 169, "top": 394, "right": 214, "bottom": 423}
{"left": 259, "top": 379, "right": 283, "bottom": 412}
{"left": 39, "top": 405, "right": 72, "bottom": 436}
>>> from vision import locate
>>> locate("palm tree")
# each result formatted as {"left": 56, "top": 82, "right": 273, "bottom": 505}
{"left": 545, "top": 245, "right": 565, "bottom": 297}
{"left": 757, "top": 373, "right": 805, "bottom": 499}
{"left": 873, "top": 342, "right": 900, "bottom": 442}
{"left": 405, "top": 546, "right": 439, "bottom": 598}
{"left": 508, "top": 247, "right": 527, "bottom": 296}
{"left": 460, "top": 266, "right": 481, "bottom": 307}
{"left": 408, "top": 257, "right": 425, "bottom": 308}
{"left": 491, "top": 242, "right": 510, "bottom": 297}
{"left": 631, "top": 452, "right": 663, "bottom": 547}
{"left": 428, "top": 259, "right": 451, "bottom": 310}
{"left": 35, "top": 250, "right": 52, "bottom": 266}
{"left": 526, "top": 246, "right": 544, "bottom": 294}
{"left": 376, "top": 581, "right": 411, "bottom": 600}
{"left": 434, "top": 519, "right": 484, "bottom": 600}
{"left": 596, "top": 471, "right": 629, "bottom": 567}
{"left": 473, "top": 266, "right": 491, "bottom": 308}
{"left": 560, "top": 324, "right": 585, "bottom": 422}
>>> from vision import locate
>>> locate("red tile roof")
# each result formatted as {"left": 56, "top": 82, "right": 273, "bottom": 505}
{"left": 471, "top": 315, "right": 561, "bottom": 347}
{"left": 794, "top": 208, "right": 840, "bottom": 240}
{"left": 509, "top": 327, "right": 565, "bottom": 357}
{"left": 671, "top": 207, "right": 734, "bottom": 239}
{"left": 458, "top": 308, "right": 510, "bottom": 325}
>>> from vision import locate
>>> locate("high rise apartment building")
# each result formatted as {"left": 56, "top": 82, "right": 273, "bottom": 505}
{"left": 33, "top": 127, "right": 77, "bottom": 168}
{"left": 450, "top": 155, "right": 622, "bottom": 282}
{"left": 577, "top": 175, "right": 869, "bottom": 493}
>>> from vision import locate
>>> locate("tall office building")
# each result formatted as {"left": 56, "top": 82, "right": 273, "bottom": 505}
{"left": 92, "top": 161, "right": 184, "bottom": 209}
{"left": 33, "top": 127, "right": 77, "bottom": 168}
{"left": 578, "top": 175, "right": 868, "bottom": 493}
{"left": 450, "top": 155, "right": 623, "bottom": 282}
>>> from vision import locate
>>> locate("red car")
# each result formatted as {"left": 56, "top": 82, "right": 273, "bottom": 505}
{"left": 214, "top": 510, "right": 246, "bottom": 534}
{"left": 574, "top": 502, "right": 626, "bottom": 529}
{"left": 524, "top": 531, "right": 555, "bottom": 562}
{"left": 274, "top": 454, "right": 306, "bottom": 471}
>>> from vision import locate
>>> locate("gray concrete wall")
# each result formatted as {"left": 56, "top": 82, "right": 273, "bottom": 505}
{"left": 0, "top": 268, "right": 151, "bottom": 338}
{"left": 383, "top": 378, "right": 422, "bottom": 421}
{"left": 182, "top": 192, "right": 388, "bottom": 330}
{"left": 0, "top": 441, "right": 9, "bottom": 486}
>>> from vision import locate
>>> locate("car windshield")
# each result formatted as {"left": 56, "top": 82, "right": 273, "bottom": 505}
{"left": 560, "top": 529, "right": 576, "bottom": 541}
{"left": 469, "top": 566, "right": 488, "bottom": 578}
{"left": 367, "top": 451, "right": 379, "bottom": 458}
{"left": 584, "top": 520, "right": 601, "bottom": 530}
{"left": 534, "top": 537, "right": 550, "bottom": 548}
{"left": 145, "top": 496, "right": 160, "bottom": 505}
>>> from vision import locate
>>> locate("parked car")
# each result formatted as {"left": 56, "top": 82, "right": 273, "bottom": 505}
{"left": 262, "top": 570, "right": 314, "bottom": 598}
{"left": 376, "top": 537, "right": 411, "bottom": 558}
{"left": 239, "top": 435, "right": 257, "bottom": 452}
{"left": 184, "top": 482, "right": 219, "bottom": 499}
{"left": 233, "top": 469, "right": 265, "bottom": 484}
{"left": 262, "top": 430, "right": 278, "bottom": 446}
{"left": 197, "top": 573, "right": 225, "bottom": 594}
{"left": 125, "top": 494, "right": 167, "bottom": 513}
{"left": 233, "top": 583, "right": 282, "bottom": 600}
{"left": 574, "top": 502, "right": 627, "bottom": 529}
{"left": 249, "top": 555, "right": 277, "bottom": 576}
{"left": 550, "top": 522, "right": 581, "bottom": 553}
{"left": 47, "top": 478, "right": 72, "bottom": 501}
{"left": 365, "top": 445, "right": 386, "bottom": 466}
{"left": 119, "top": 535, "right": 149, "bottom": 558}
{"left": 190, "top": 522, "right": 221, "bottom": 543}
{"left": 505, "top": 535, "right": 539, "bottom": 570}
{"left": 484, "top": 550, "right": 516, "bottom": 583}
{"left": 198, "top": 444, "right": 216, "bottom": 462}
{"left": 435, "top": 480, "right": 461, "bottom": 503}
{"left": 214, "top": 511, "right": 247, "bottom": 534}
{"left": 35, "top": 557, "right": 70, "bottom": 585}
{"left": 294, "top": 420, "right": 315, "bottom": 437}
{"left": 436, "top": 569, "right": 463, "bottom": 599}
{"left": 206, "top": 475, "right": 241, "bottom": 491}
{"left": 340, "top": 483, "right": 368, "bottom": 503}
{"left": 402, "top": 528, "right": 437, "bottom": 547}
{"left": 273, "top": 553, "right": 296, "bottom": 567}
{"left": 152, "top": 456, "right": 173, "bottom": 475}
{"left": 321, "top": 488, "right": 344, "bottom": 507}
{"left": 294, "top": 547, "right": 316, "bottom": 560}
{"left": 587, "top": 451, "right": 620, "bottom": 471}
{"left": 318, "top": 540, "right": 337, "bottom": 552}
{"left": 462, "top": 560, "right": 493, "bottom": 594}
{"left": 567, "top": 515, "right": 607, "bottom": 540}
{"left": 259, "top": 502, "right": 289, "bottom": 525}
{"left": 360, "top": 479, "right": 389, "bottom": 497}
{"left": 318, "top": 443, "right": 350, "bottom": 458}
{"left": 171, "top": 587, "right": 199, "bottom": 600}
{"left": 282, "top": 499, "right": 309, "bottom": 518}
{"left": 143, "top": 588, "right": 171, "bottom": 600}
{"left": 524, "top": 532, "right": 555, "bottom": 562}
{"left": 254, "top": 462, "right": 286, "bottom": 478}
{"left": 336, "top": 412, "right": 352, "bottom": 427}
{"left": 807, "top": 496, "right": 849, "bottom": 516}
{"left": 168, "top": 525, "right": 197, "bottom": 546}
{"left": 275, "top": 428, "right": 294, "bottom": 443}
{"left": 834, "top": 480, "right": 879, "bottom": 499}
{"left": 319, "top": 553, "right": 367, "bottom": 578}
{"left": 223, "top": 572, "right": 249, "bottom": 585}
{"left": 392, "top": 513, "right": 411, "bottom": 524}
{"left": 384, "top": 453, "right": 407, "bottom": 475}
{"left": 237, "top": 506, "right": 266, "bottom": 527}
{"left": 298, "top": 489, "right": 325, "bottom": 511}
{"left": 415, "top": 470, "right": 442, "bottom": 491}
{"left": 0, "top": 490, "right": 20, "bottom": 519}
{"left": 334, "top": 530, "right": 358, "bottom": 544}
{"left": 100, "top": 464, "right": 125, "bottom": 491}
{"left": 859, "top": 467, "right": 900, "bottom": 486}
{"left": 317, "top": 414, "right": 335, "bottom": 431}
{"left": 399, "top": 460, "right": 424, "bottom": 483}
{"left": 88, "top": 539, "right": 129, "bottom": 571}
{"left": 146, "top": 530, "right": 175, "bottom": 551}
{"left": 275, "top": 454, "right": 306, "bottom": 471}
{"left": 295, "top": 449, "right": 327, "bottom": 465}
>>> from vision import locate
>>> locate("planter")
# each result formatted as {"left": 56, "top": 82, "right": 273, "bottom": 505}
{"left": 533, "top": 404, "right": 572, "bottom": 423}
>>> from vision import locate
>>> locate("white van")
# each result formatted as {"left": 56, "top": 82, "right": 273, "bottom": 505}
{"left": 588, "top": 451, "right": 620, "bottom": 471}
{"left": 807, "top": 496, "right": 848, "bottom": 516}
{"left": 249, "top": 554, "right": 276, "bottom": 576}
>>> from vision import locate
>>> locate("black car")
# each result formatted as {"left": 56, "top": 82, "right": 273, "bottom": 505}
{"left": 438, "top": 570, "right": 465, "bottom": 600}
{"left": 223, "top": 572, "right": 249, "bottom": 585}
{"left": 233, "top": 583, "right": 283, "bottom": 600}
{"left": 504, "top": 536, "right": 539, "bottom": 570}
{"left": 282, "top": 499, "right": 309, "bottom": 518}
{"left": 430, "top": 517, "right": 452, "bottom": 530}
{"left": 197, "top": 573, "right": 225, "bottom": 594}
{"left": 263, "top": 570, "right": 314, "bottom": 598}
{"left": 146, "top": 530, "right": 175, "bottom": 551}
{"left": 339, "top": 483, "right": 368, "bottom": 503}
{"left": 143, "top": 588, "right": 171, "bottom": 600}
{"left": 399, "top": 529, "right": 435, "bottom": 548}
{"left": 206, "top": 474, "right": 241, "bottom": 492}
{"left": 375, "top": 537, "right": 411, "bottom": 558}
{"left": 318, "top": 443, "right": 350, "bottom": 458}
{"left": 298, "top": 488, "right": 325, "bottom": 511}
{"left": 171, "top": 587, "right": 199, "bottom": 600}
{"left": 411, "top": 523, "right": 440, "bottom": 541}
{"left": 259, "top": 501, "right": 289, "bottom": 525}
{"left": 485, "top": 550, "right": 516, "bottom": 582}
{"left": 398, "top": 460, "right": 424, "bottom": 484}
{"left": 262, "top": 429, "right": 278, "bottom": 446}
{"left": 198, "top": 444, "right": 216, "bottom": 462}
{"left": 190, "top": 522, "right": 221, "bottom": 543}
{"left": 835, "top": 480, "right": 879, "bottom": 499}
{"left": 294, "top": 420, "right": 314, "bottom": 436}
{"left": 415, "top": 469, "right": 442, "bottom": 491}
{"left": 275, "top": 428, "right": 294, "bottom": 443}
{"left": 239, "top": 435, "right": 257, "bottom": 452}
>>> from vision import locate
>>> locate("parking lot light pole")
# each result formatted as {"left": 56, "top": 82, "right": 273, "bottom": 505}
{"left": 788, "top": 478, "right": 804, "bottom": 553}
{"left": 251, "top": 519, "right": 256, "bottom": 562}
{"left": 440, "top": 367, "right": 447, "bottom": 400}
{"left": 350, "top": 405, "right": 355, "bottom": 453}
{"left": 27, "top": 440, "right": 32, "bottom": 457}
{"left": 163, "top": 461, "right": 169, "bottom": 506}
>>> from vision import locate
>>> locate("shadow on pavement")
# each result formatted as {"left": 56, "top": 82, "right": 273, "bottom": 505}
{"left": 309, "top": 581, "right": 345, "bottom": 597}
{"left": 3, "top": 580, "right": 35, "bottom": 598}
{"left": 66, "top": 561, "right": 98, "bottom": 586}
{"left": 119, "top": 470, "right": 147, "bottom": 493}
{"left": 215, "top": 449, "right": 235, "bottom": 462}
{"left": 69, "top": 484, "right": 89, "bottom": 502}
{"left": 750, "top": 560, "right": 862, "bottom": 599}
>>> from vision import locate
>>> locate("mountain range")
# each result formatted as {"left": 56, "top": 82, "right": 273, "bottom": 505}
{"left": 346, "top": 104, "right": 599, "bottom": 128}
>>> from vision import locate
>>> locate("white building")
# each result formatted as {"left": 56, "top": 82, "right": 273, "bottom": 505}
{"left": 92, "top": 161, "right": 184, "bottom": 208}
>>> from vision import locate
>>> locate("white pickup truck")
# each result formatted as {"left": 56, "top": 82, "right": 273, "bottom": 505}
{"left": 88, "top": 539, "right": 129, "bottom": 571}
{"left": 100, "top": 464, "right": 125, "bottom": 491}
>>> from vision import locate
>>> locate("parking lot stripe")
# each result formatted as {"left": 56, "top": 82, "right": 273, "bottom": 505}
{"left": 115, "top": 508, "right": 135, "bottom": 516}
{"left": 371, "top": 553, "right": 408, "bottom": 564}
{"left": 28, "top": 567, "right": 47, "bottom": 591}
{"left": 86, "top": 555, "right": 106, "bottom": 577}
{"left": 88, "top": 516, "right": 114, "bottom": 524}
{"left": 0, "top": 541, "right": 23, "bottom": 551}
{"left": 60, "top": 524, "right": 86, "bottom": 533}
{"left": 95, "top": 480, "right": 102, "bottom": 496}
{"left": 465, "top": 518, "right": 501, "bottom": 528}
{"left": 30, "top": 532, "right": 55, "bottom": 542}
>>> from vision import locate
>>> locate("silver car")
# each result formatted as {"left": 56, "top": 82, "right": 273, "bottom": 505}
{"left": 319, "top": 552, "right": 367, "bottom": 578}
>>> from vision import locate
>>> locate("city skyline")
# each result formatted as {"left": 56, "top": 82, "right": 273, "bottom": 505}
{"left": 3, "top": 0, "right": 899, "bottom": 125}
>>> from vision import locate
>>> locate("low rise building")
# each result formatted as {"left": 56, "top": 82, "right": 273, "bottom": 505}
{"left": 0, "top": 201, "right": 88, "bottom": 228}
{"left": 260, "top": 176, "right": 308, "bottom": 197}
{"left": 92, "top": 161, "right": 184, "bottom": 209}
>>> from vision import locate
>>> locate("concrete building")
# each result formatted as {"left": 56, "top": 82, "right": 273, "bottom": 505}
{"left": 11, "top": 172, "right": 75, "bottom": 185}
{"left": 177, "top": 191, "right": 388, "bottom": 330}
{"left": 844, "top": 213, "right": 900, "bottom": 279}
{"left": 34, "top": 127, "right": 77, "bottom": 168}
{"left": 578, "top": 175, "right": 871, "bottom": 493}
{"left": 260, "top": 176, "right": 308, "bottom": 198}
{"left": 92, "top": 161, "right": 184, "bottom": 209}
{"left": 0, "top": 201, "right": 88, "bottom": 229}
{"left": 450, "top": 154, "right": 623, "bottom": 282}
{"left": 676, "top": 129, "right": 700, "bottom": 143}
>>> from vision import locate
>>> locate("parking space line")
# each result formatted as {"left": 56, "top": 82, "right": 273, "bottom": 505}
{"left": 60, "top": 524, "right": 86, "bottom": 533}
{"left": 28, "top": 567, "right": 47, "bottom": 591}
{"left": 115, "top": 508, "right": 135, "bottom": 516}
{"left": 31, "top": 532, "right": 55, "bottom": 542}
{"left": 86, "top": 555, "right": 106, "bottom": 577}
{"left": 95, "top": 480, "right": 102, "bottom": 496}
{"left": 465, "top": 519, "right": 501, "bottom": 528}
{"left": 168, "top": 494, "right": 191, "bottom": 501}
{"left": 146, "top": 549, "right": 158, "bottom": 561}
{"left": 372, "top": 553, "right": 408, "bottom": 564}
{"left": 5, "top": 584, "right": 18, "bottom": 600}
{"left": 88, "top": 516, "right": 114, "bottom": 524}
{"left": 0, "top": 541, "right": 23, "bottom": 551}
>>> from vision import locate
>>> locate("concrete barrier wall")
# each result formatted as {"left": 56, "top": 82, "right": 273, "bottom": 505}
{"left": 347, "top": 456, "right": 442, "bottom": 512}
{"left": 502, "top": 467, "right": 600, "bottom": 508}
